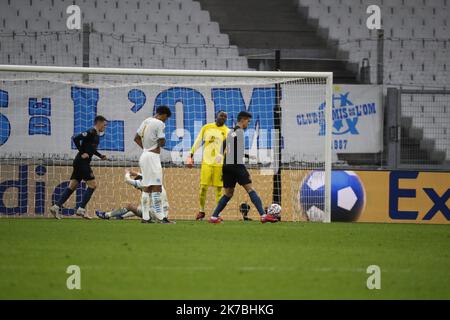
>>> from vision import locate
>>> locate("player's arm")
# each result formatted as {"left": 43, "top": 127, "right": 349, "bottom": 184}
{"left": 156, "top": 121, "right": 166, "bottom": 148}
{"left": 72, "top": 130, "right": 89, "bottom": 159}
{"left": 93, "top": 150, "right": 107, "bottom": 160}
{"left": 91, "top": 131, "right": 106, "bottom": 160}
{"left": 190, "top": 125, "right": 205, "bottom": 157}
{"left": 236, "top": 129, "right": 254, "bottom": 161}
{"left": 134, "top": 134, "right": 143, "bottom": 149}
{"left": 134, "top": 120, "right": 146, "bottom": 149}
{"left": 125, "top": 170, "right": 144, "bottom": 189}
{"left": 157, "top": 137, "right": 165, "bottom": 148}
{"left": 186, "top": 125, "right": 205, "bottom": 167}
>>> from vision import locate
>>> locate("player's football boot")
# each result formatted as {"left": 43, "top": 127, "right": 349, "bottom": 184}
{"left": 261, "top": 214, "right": 279, "bottom": 223}
{"left": 196, "top": 211, "right": 206, "bottom": 220}
{"left": 208, "top": 216, "right": 223, "bottom": 224}
{"left": 76, "top": 207, "right": 92, "bottom": 220}
{"left": 49, "top": 204, "right": 62, "bottom": 220}
{"left": 160, "top": 217, "right": 176, "bottom": 224}
{"left": 141, "top": 218, "right": 155, "bottom": 224}
{"left": 95, "top": 210, "right": 109, "bottom": 220}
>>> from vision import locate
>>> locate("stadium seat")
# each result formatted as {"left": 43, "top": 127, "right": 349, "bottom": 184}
{"left": 166, "top": 33, "right": 187, "bottom": 44}
{"left": 188, "top": 33, "right": 208, "bottom": 45}
{"left": 157, "top": 22, "right": 178, "bottom": 34}
{"left": 218, "top": 46, "right": 239, "bottom": 57}
{"left": 189, "top": 10, "right": 210, "bottom": 24}
{"left": 163, "top": 57, "right": 185, "bottom": 69}
{"left": 208, "top": 34, "right": 229, "bottom": 46}
{"left": 199, "top": 22, "right": 220, "bottom": 35}
{"left": 205, "top": 58, "right": 227, "bottom": 70}
{"left": 0, "top": 0, "right": 252, "bottom": 71}
{"left": 92, "top": 21, "right": 116, "bottom": 34}
{"left": 160, "top": 1, "right": 182, "bottom": 12}
{"left": 198, "top": 47, "right": 219, "bottom": 58}
{"left": 174, "top": 46, "right": 196, "bottom": 57}
{"left": 185, "top": 57, "right": 207, "bottom": 69}
{"left": 154, "top": 45, "right": 176, "bottom": 57}
{"left": 434, "top": 26, "right": 449, "bottom": 39}
{"left": 227, "top": 58, "right": 249, "bottom": 70}
{"left": 115, "top": 21, "right": 137, "bottom": 34}
{"left": 413, "top": 26, "right": 435, "bottom": 39}
{"left": 149, "top": 11, "right": 170, "bottom": 23}
{"left": 135, "top": 22, "right": 157, "bottom": 34}
{"left": 178, "top": 22, "right": 199, "bottom": 34}
{"left": 168, "top": 10, "right": 190, "bottom": 23}
{"left": 142, "top": 57, "right": 163, "bottom": 68}
{"left": 180, "top": 0, "right": 201, "bottom": 14}
{"left": 126, "top": 10, "right": 149, "bottom": 22}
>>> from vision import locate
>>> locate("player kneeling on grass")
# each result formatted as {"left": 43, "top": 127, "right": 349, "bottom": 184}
{"left": 96, "top": 170, "right": 169, "bottom": 222}
{"left": 49, "top": 115, "right": 108, "bottom": 220}
{"left": 209, "top": 111, "right": 278, "bottom": 224}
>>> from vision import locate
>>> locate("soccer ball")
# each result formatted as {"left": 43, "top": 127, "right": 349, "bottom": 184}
{"left": 267, "top": 203, "right": 282, "bottom": 221}
{"left": 299, "top": 171, "right": 365, "bottom": 222}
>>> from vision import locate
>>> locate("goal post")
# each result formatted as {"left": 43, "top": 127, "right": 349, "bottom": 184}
{"left": 0, "top": 64, "right": 332, "bottom": 222}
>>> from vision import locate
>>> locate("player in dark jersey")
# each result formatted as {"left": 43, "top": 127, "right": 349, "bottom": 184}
{"left": 209, "top": 111, "right": 278, "bottom": 224}
{"left": 49, "top": 115, "right": 108, "bottom": 220}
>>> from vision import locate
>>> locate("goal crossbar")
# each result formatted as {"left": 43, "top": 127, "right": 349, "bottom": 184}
{"left": 0, "top": 64, "right": 332, "bottom": 79}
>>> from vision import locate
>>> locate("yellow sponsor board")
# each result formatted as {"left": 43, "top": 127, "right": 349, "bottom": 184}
{"left": 0, "top": 164, "right": 448, "bottom": 224}
{"left": 356, "top": 170, "right": 450, "bottom": 224}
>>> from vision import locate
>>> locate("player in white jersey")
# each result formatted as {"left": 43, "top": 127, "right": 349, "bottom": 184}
{"left": 95, "top": 169, "right": 169, "bottom": 221}
{"left": 134, "top": 106, "right": 174, "bottom": 224}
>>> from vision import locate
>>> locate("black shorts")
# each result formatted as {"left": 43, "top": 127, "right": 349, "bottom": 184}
{"left": 222, "top": 165, "right": 252, "bottom": 188}
{"left": 70, "top": 159, "right": 95, "bottom": 182}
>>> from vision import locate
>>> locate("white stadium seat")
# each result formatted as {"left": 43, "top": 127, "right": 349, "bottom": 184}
{"left": 153, "top": 45, "right": 176, "bottom": 57}
{"left": 148, "top": 11, "right": 170, "bottom": 23}
{"left": 218, "top": 46, "right": 239, "bottom": 57}
{"left": 166, "top": 33, "right": 187, "bottom": 44}
{"left": 227, "top": 57, "right": 249, "bottom": 70}
{"left": 157, "top": 22, "right": 178, "bottom": 34}
{"left": 135, "top": 22, "right": 157, "bottom": 34}
{"left": 174, "top": 46, "right": 196, "bottom": 57}
{"left": 197, "top": 47, "right": 219, "bottom": 58}
{"left": 163, "top": 57, "right": 185, "bottom": 68}
{"left": 208, "top": 34, "right": 229, "bottom": 46}
{"left": 188, "top": 33, "right": 208, "bottom": 45}
{"left": 205, "top": 58, "right": 227, "bottom": 70}
{"left": 168, "top": 10, "right": 190, "bottom": 22}
{"left": 199, "top": 22, "right": 220, "bottom": 35}
{"left": 189, "top": 10, "right": 210, "bottom": 24}
{"left": 178, "top": 22, "right": 199, "bottom": 34}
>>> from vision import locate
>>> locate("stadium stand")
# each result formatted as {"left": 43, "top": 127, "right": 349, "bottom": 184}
{"left": 296, "top": 0, "right": 450, "bottom": 87}
{"left": 198, "top": 0, "right": 359, "bottom": 83}
{"left": 296, "top": 0, "right": 450, "bottom": 165}
{"left": 0, "top": 0, "right": 249, "bottom": 70}
{"left": 0, "top": 0, "right": 449, "bottom": 165}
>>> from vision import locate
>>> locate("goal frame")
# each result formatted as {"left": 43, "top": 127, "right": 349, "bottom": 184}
{"left": 0, "top": 64, "right": 333, "bottom": 222}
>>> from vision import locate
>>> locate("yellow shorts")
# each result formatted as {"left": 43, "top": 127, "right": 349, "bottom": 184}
{"left": 200, "top": 164, "right": 223, "bottom": 187}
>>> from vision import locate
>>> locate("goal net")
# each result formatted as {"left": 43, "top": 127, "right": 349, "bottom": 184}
{"left": 0, "top": 65, "right": 332, "bottom": 222}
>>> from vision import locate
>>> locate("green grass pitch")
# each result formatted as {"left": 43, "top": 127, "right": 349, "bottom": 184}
{"left": 0, "top": 219, "right": 449, "bottom": 299}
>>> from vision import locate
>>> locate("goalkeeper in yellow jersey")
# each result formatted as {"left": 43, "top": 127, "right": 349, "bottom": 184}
{"left": 186, "top": 111, "right": 230, "bottom": 220}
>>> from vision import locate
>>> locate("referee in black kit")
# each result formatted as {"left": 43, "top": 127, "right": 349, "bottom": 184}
{"left": 49, "top": 115, "right": 108, "bottom": 220}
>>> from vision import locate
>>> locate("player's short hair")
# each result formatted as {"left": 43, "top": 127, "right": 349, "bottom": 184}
{"left": 216, "top": 110, "right": 227, "bottom": 117}
{"left": 156, "top": 105, "right": 172, "bottom": 117}
{"left": 237, "top": 111, "right": 252, "bottom": 121}
{"left": 94, "top": 115, "right": 107, "bottom": 124}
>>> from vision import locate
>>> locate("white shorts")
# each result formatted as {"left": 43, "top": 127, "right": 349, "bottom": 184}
{"left": 139, "top": 151, "right": 163, "bottom": 186}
